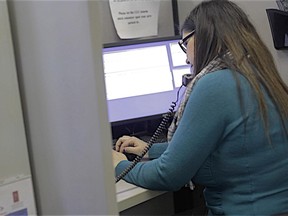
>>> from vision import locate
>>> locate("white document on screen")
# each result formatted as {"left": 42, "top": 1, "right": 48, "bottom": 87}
{"left": 109, "top": 0, "right": 160, "bottom": 39}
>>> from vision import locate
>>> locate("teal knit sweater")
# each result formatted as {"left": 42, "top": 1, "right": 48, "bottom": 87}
{"left": 115, "top": 69, "right": 288, "bottom": 215}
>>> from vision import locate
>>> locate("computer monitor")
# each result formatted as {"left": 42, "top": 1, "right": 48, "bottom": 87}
{"left": 102, "top": 36, "right": 191, "bottom": 123}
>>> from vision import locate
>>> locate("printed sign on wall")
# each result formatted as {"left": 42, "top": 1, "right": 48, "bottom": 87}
{"left": 109, "top": 0, "right": 160, "bottom": 39}
{"left": 0, "top": 176, "right": 36, "bottom": 216}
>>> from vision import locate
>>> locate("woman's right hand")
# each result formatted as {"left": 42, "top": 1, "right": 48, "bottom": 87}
{"left": 115, "top": 135, "right": 148, "bottom": 156}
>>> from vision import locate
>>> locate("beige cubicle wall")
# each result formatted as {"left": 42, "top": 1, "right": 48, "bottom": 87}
{"left": 8, "top": 0, "right": 118, "bottom": 215}
{"left": 0, "top": 1, "right": 36, "bottom": 214}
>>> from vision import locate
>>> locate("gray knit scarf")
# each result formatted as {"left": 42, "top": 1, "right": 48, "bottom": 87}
{"left": 167, "top": 56, "right": 228, "bottom": 142}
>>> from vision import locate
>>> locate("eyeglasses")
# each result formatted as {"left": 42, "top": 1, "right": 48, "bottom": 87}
{"left": 178, "top": 30, "right": 195, "bottom": 53}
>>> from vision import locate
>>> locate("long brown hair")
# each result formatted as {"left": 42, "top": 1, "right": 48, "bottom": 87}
{"left": 181, "top": 0, "right": 288, "bottom": 136}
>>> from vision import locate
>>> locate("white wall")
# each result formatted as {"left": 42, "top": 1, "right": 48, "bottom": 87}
{"left": 8, "top": 0, "right": 118, "bottom": 215}
{"left": 236, "top": 0, "right": 288, "bottom": 84}
{"left": 0, "top": 1, "right": 30, "bottom": 182}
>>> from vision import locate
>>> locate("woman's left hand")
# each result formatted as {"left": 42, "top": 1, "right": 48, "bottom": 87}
{"left": 112, "top": 150, "right": 127, "bottom": 168}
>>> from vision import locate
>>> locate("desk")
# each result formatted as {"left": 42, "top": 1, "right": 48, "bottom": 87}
{"left": 116, "top": 180, "right": 174, "bottom": 215}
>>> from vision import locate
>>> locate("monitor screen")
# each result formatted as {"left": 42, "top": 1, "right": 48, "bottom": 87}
{"left": 102, "top": 36, "right": 191, "bottom": 123}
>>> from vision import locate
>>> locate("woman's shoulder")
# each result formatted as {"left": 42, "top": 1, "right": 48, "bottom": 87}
{"left": 200, "top": 68, "right": 237, "bottom": 83}
{"left": 196, "top": 69, "right": 249, "bottom": 92}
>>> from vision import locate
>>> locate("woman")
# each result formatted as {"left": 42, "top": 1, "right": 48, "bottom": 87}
{"left": 112, "top": 0, "right": 288, "bottom": 214}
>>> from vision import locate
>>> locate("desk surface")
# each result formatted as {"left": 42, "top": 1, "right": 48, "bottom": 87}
{"left": 116, "top": 180, "right": 166, "bottom": 212}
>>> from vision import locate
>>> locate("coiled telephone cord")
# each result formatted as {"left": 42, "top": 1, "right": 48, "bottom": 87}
{"left": 115, "top": 85, "right": 184, "bottom": 183}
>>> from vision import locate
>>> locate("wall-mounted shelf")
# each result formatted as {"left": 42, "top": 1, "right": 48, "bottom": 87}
{"left": 266, "top": 9, "right": 288, "bottom": 50}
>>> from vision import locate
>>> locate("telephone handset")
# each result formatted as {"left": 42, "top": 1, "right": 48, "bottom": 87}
{"left": 115, "top": 74, "right": 192, "bottom": 183}
{"left": 182, "top": 73, "right": 193, "bottom": 87}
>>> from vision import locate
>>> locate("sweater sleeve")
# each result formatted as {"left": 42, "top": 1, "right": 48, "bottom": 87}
{"left": 115, "top": 70, "right": 237, "bottom": 191}
{"left": 148, "top": 142, "right": 168, "bottom": 159}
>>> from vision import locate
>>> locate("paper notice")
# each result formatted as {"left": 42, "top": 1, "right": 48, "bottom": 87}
{"left": 0, "top": 176, "right": 36, "bottom": 216}
{"left": 109, "top": 0, "right": 160, "bottom": 39}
